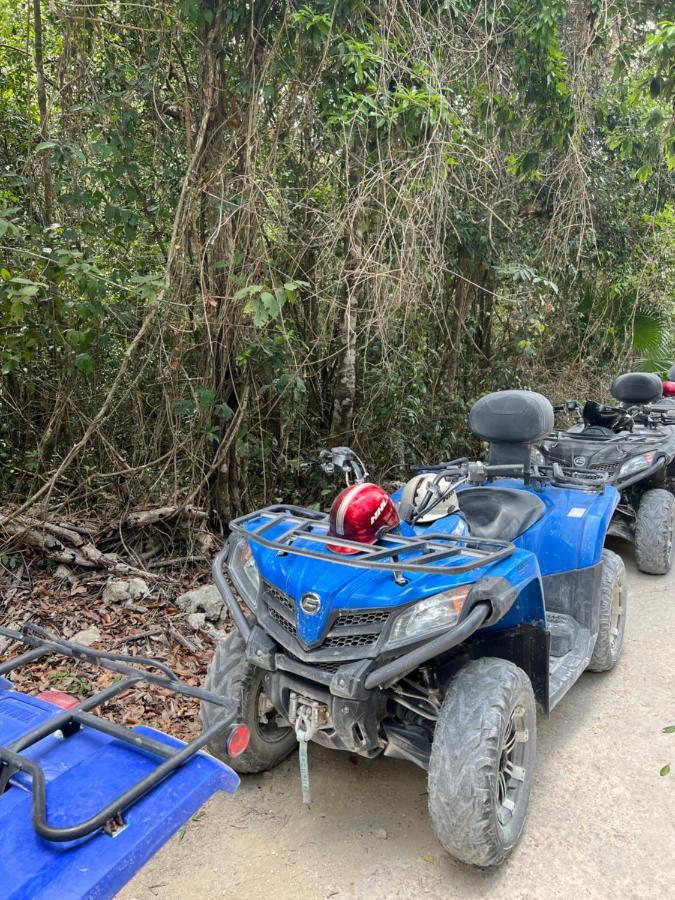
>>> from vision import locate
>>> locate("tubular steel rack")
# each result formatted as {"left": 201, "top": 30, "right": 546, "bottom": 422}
{"left": 229, "top": 504, "right": 515, "bottom": 579}
{"left": 0, "top": 624, "right": 237, "bottom": 842}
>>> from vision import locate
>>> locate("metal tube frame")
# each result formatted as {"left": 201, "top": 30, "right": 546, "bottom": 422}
{"left": 0, "top": 624, "right": 238, "bottom": 842}
{"left": 229, "top": 505, "right": 515, "bottom": 577}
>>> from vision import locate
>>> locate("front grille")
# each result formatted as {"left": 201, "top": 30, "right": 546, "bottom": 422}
{"left": 590, "top": 462, "right": 620, "bottom": 474}
{"left": 266, "top": 582, "right": 295, "bottom": 614}
{"left": 334, "top": 611, "right": 389, "bottom": 627}
{"left": 262, "top": 580, "right": 388, "bottom": 651}
{"left": 285, "top": 651, "right": 342, "bottom": 674}
{"left": 268, "top": 605, "right": 296, "bottom": 634}
{"left": 323, "top": 632, "right": 379, "bottom": 649}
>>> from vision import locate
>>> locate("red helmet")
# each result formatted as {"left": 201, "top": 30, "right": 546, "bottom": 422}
{"left": 327, "top": 482, "right": 400, "bottom": 554}
{"left": 663, "top": 381, "right": 675, "bottom": 397}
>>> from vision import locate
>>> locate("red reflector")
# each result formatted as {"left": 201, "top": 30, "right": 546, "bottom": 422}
{"left": 35, "top": 690, "right": 79, "bottom": 710}
{"left": 226, "top": 724, "right": 250, "bottom": 758}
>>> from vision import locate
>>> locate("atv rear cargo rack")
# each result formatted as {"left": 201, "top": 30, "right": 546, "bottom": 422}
{"left": 229, "top": 504, "right": 515, "bottom": 581}
{"left": 547, "top": 428, "right": 670, "bottom": 444}
{"left": 0, "top": 624, "right": 238, "bottom": 842}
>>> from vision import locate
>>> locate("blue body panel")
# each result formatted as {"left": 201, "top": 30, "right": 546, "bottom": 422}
{"left": 502, "top": 480, "right": 619, "bottom": 574}
{"left": 245, "top": 480, "right": 619, "bottom": 643}
{"left": 0, "top": 689, "right": 239, "bottom": 900}
{"left": 248, "top": 516, "right": 542, "bottom": 646}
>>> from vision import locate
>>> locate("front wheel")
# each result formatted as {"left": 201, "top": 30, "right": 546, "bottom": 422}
{"left": 634, "top": 488, "right": 675, "bottom": 575}
{"left": 587, "top": 548, "right": 627, "bottom": 672}
{"left": 201, "top": 629, "right": 296, "bottom": 774}
{"left": 428, "top": 657, "right": 536, "bottom": 867}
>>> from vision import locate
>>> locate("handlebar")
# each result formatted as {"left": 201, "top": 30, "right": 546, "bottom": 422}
{"left": 299, "top": 446, "right": 370, "bottom": 485}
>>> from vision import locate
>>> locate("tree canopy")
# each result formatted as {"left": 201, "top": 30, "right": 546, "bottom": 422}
{"left": 0, "top": 1, "right": 673, "bottom": 522}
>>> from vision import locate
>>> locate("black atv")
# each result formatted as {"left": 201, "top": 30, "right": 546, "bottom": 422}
{"left": 536, "top": 373, "right": 675, "bottom": 575}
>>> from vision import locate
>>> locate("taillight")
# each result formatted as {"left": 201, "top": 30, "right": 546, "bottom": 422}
{"left": 226, "top": 724, "right": 250, "bottom": 757}
{"left": 663, "top": 381, "right": 675, "bottom": 397}
{"left": 35, "top": 689, "right": 79, "bottom": 710}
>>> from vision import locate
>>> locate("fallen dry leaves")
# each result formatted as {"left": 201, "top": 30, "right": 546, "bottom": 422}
{"left": 0, "top": 562, "right": 229, "bottom": 742}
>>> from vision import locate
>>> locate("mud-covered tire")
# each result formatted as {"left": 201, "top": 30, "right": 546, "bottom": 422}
{"left": 634, "top": 488, "right": 675, "bottom": 575}
{"left": 200, "top": 629, "right": 296, "bottom": 774}
{"left": 587, "top": 548, "right": 627, "bottom": 672}
{"left": 428, "top": 657, "right": 536, "bottom": 867}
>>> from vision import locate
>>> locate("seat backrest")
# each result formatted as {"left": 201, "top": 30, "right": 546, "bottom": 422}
{"left": 668, "top": 364, "right": 675, "bottom": 381}
{"left": 611, "top": 372, "right": 663, "bottom": 405}
{"left": 469, "top": 390, "right": 555, "bottom": 470}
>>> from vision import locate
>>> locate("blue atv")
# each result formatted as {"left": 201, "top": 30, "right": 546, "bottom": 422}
{"left": 0, "top": 625, "right": 245, "bottom": 899}
{"left": 537, "top": 372, "right": 675, "bottom": 574}
{"left": 202, "top": 390, "right": 627, "bottom": 867}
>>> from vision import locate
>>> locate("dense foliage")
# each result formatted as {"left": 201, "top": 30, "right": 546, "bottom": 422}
{"left": 0, "top": 1, "right": 673, "bottom": 525}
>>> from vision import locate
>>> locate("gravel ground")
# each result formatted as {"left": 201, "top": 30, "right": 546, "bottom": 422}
{"left": 123, "top": 539, "right": 675, "bottom": 900}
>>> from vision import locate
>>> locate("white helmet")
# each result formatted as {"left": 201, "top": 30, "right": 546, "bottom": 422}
{"left": 398, "top": 473, "right": 459, "bottom": 524}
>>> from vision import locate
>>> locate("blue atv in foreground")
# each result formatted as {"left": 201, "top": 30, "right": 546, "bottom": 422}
{"left": 0, "top": 625, "right": 246, "bottom": 899}
{"left": 202, "top": 390, "right": 627, "bottom": 867}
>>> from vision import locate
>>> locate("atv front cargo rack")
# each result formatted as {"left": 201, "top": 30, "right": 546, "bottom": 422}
{"left": 229, "top": 504, "right": 515, "bottom": 579}
{"left": 0, "top": 624, "right": 238, "bottom": 842}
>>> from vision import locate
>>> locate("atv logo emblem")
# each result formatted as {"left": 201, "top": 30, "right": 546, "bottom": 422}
{"left": 573, "top": 456, "right": 587, "bottom": 467}
{"left": 300, "top": 592, "right": 321, "bottom": 615}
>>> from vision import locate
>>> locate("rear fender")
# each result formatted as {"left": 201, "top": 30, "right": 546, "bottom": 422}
{"left": 514, "top": 483, "right": 620, "bottom": 574}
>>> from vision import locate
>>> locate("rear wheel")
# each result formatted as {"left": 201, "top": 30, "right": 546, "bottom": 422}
{"left": 428, "top": 657, "right": 536, "bottom": 867}
{"left": 587, "top": 548, "right": 627, "bottom": 672}
{"left": 634, "top": 488, "right": 675, "bottom": 575}
{"left": 201, "top": 630, "right": 296, "bottom": 774}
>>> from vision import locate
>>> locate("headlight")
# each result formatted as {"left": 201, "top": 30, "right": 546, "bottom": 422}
{"left": 387, "top": 586, "right": 470, "bottom": 648}
{"left": 619, "top": 451, "right": 655, "bottom": 478}
{"left": 228, "top": 538, "right": 260, "bottom": 606}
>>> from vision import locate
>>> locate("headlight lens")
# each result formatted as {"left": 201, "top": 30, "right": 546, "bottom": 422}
{"left": 228, "top": 538, "right": 260, "bottom": 606}
{"left": 387, "top": 586, "right": 470, "bottom": 648}
{"left": 619, "top": 451, "right": 655, "bottom": 478}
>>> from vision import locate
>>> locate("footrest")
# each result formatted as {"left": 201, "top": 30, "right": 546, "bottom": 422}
{"left": 547, "top": 613, "right": 578, "bottom": 658}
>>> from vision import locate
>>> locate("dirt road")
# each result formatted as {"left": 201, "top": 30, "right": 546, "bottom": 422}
{"left": 123, "top": 540, "right": 675, "bottom": 900}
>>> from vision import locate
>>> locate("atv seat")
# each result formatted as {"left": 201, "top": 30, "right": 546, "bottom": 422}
{"left": 457, "top": 487, "right": 545, "bottom": 542}
{"left": 611, "top": 372, "right": 663, "bottom": 406}
{"left": 580, "top": 425, "right": 621, "bottom": 440}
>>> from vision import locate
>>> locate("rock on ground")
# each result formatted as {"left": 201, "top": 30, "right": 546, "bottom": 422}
{"left": 71, "top": 625, "right": 101, "bottom": 647}
{"left": 102, "top": 577, "right": 149, "bottom": 604}
{"left": 187, "top": 612, "right": 207, "bottom": 631}
{"left": 176, "top": 585, "right": 224, "bottom": 623}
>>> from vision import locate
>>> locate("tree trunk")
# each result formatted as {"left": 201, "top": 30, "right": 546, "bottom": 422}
{"left": 32, "top": 0, "right": 53, "bottom": 224}
{"left": 330, "top": 292, "right": 358, "bottom": 446}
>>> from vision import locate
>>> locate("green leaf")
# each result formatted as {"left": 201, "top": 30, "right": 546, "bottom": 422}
{"left": 215, "top": 403, "right": 234, "bottom": 421}
{"left": 663, "top": 726, "right": 675, "bottom": 734}
{"left": 75, "top": 353, "right": 94, "bottom": 375}
{"left": 259, "top": 291, "right": 278, "bottom": 315}
{"left": 660, "top": 764, "right": 671, "bottom": 776}
{"left": 234, "top": 284, "right": 263, "bottom": 301}
{"left": 35, "top": 141, "right": 58, "bottom": 153}
{"left": 195, "top": 386, "right": 216, "bottom": 406}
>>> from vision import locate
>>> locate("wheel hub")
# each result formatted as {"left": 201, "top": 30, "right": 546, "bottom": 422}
{"left": 496, "top": 705, "right": 529, "bottom": 827}
{"left": 609, "top": 572, "right": 624, "bottom": 650}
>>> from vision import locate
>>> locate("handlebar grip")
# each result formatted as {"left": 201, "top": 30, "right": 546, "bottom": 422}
{"left": 484, "top": 464, "right": 525, "bottom": 475}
